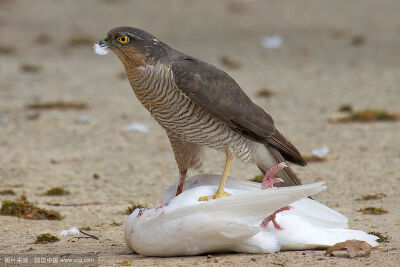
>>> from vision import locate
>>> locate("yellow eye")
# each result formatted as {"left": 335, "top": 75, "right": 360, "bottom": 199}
{"left": 117, "top": 35, "right": 129, "bottom": 44}
{"left": 104, "top": 35, "right": 109, "bottom": 41}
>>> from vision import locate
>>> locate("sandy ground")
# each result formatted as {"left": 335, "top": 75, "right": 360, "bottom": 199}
{"left": 0, "top": 0, "right": 399, "bottom": 266}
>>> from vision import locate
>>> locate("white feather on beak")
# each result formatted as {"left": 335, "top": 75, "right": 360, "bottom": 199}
{"left": 93, "top": 43, "right": 109, "bottom": 55}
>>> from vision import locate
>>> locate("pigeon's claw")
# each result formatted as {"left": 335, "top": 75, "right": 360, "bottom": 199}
{"left": 264, "top": 178, "right": 284, "bottom": 189}
{"left": 261, "top": 162, "right": 287, "bottom": 189}
{"left": 261, "top": 206, "right": 292, "bottom": 230}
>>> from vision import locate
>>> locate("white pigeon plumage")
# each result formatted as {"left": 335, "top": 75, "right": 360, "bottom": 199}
{"left": 125, "top": 174, "right": 378, "bottom": 256}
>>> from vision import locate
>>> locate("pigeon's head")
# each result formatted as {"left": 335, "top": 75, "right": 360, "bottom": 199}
{"left": 124, "top": 207, "right": 142, "bottom": 250}
{"left": 99, "top": 27, "right": 169, "bottom": 67}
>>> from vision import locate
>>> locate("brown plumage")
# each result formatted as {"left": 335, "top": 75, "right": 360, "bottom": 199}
{"left": 99, "top": 27, "right": 306, "bottom": 196}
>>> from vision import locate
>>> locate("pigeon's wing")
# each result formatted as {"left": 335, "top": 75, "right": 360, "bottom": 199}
{"left": 163, "top": 176, "right": 347, "bottom": 229}
{"left": 164, "top": 182, "right": 326, "bottom": 220}
{"left": 171, "top": 58, "right": 306, "bottom": 166}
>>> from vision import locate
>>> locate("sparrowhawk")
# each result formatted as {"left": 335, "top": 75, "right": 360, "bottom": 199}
{"left": 98, "top": 27, "right": 306, "bottom": 199}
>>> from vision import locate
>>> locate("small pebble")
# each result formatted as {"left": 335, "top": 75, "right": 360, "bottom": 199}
{"left": 74, "top": 115, "right": 91, "bottom": 124}
{"left": 25, "top": 109, "right": 40, "bottom": 120}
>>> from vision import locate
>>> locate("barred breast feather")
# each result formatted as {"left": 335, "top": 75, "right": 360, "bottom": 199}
{"left": 125, "top": 64, "right": 253, "bottom": 163}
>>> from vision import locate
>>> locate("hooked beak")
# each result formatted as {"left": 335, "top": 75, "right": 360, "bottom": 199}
{"left": 94, "top": 35, "right": 111, "bottom": 56}
{"left": 99, "top": 35, "right": 110, "bottom": 47}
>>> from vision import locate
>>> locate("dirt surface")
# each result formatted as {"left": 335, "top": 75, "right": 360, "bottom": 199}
{"left": 0, "top": 0, "right": 399, "bottom": 266}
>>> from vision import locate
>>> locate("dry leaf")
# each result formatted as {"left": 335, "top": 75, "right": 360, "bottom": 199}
{"left": 325, "top": 240, "right": 373, "bottom": 258}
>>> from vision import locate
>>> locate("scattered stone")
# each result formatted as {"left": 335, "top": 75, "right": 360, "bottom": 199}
{"left": 120, "top": 113, "right": 129, "bottom": 119}
{"left": 117, "top": 71, "right": 127, "bottom": 79}
{"left": 79, "top": 226, "right": 92, "bottom": 231}
{"left": 43, "top": 187, "right": 70, "bottom": 196}
{"left": 35, "top": 33, "right": 52, "bottom": 44}
{"left": 358, "top": 207, "right": 388, "bottom": 215}
{"left": 123, "top": 122, "right": 149, "bottom": 133}
{"left": 356, "top": 193, "right": 387, "bottom": 201}
{"left": 311, "top": 146, "right": 329, "bottom": 159}
{"left": 74, "top": 115, "right": 91, "bottom": 124}
{"left": 297, "top": 46, "right": 310, "bottom": 56}
{"left": 93, "top": 173, "right": 100, "bottom": 179}
{"left": 0, "top": 45, "right": 15, "bottom": 55}
{"left": 302, "top": 154, "right": 327, "bottom": 163}
{"left": 0, "top": 199, "right": 63, "bottom": 220}
{"left": 0, "top": 110, "right": 9, "bottom": 124}
{"left": 261, "top": 35, "right": 283, "bottom": 49}
{"left": 351, "top": 35, "right": 366, "bottom": 46}
{"left": 303, "top": 146, "right": 329, "bottom": 163}
{"left": 120, "top": 260, "right": 132, "bottom": 266}
{"left": 219, "top": 55, "right": 241, "bottom": 69}
{"left": 25, "top": 109, "right": 40, "bottom": 120}
{"left": 227, "top": 0, "right": 255, "bottom": 13}
{"left": 338, "top": 104, "right": 353, "bottom": 112}
{"left": 0, "top": 189, "right": 16, "bottom": 195}
{"left": 330, "top": 29, "right": 348, "bottom": 39}
{"left": 256, "top": 88, "right": 276, "bottom": 98}
{"left": 20, "top": 64, "right": 42, "bottom": 73}
{"left": 27, "top": 101, "right": 88, "bottom": 110}
{"left": 35, "top": 233, "right": 60, "bottom": 244}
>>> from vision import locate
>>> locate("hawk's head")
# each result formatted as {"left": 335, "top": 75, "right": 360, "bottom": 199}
{"left": 99, "top": 27, "right": 169, "bottom": 67}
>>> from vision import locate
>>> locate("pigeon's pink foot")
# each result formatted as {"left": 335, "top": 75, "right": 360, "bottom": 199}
{"left": 260, "top": 163, "right": 292, "bottom": 230}
{"left": 261, "top": 162, "right": 287, "bottom": 189}
{"left": 261, "top": 206, "right": 292, "bottom": 230}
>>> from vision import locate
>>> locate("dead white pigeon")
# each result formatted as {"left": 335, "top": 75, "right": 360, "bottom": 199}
{"left": 125, "top": 166, "right": 378, "bottom": 256}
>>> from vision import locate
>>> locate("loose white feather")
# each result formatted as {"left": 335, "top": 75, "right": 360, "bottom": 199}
{"left": 59, "top": 227, "right": 80, "bottom": 237}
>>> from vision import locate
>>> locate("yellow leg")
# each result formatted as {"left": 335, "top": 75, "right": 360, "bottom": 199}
{"left": 199, "top": 148, "right": 233, "bottom": 201}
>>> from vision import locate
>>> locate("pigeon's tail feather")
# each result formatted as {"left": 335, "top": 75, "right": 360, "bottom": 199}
{"left": 278, "top": 225, "right": 379, "bottom": 250}
{"left": 290, "top": 198, "right": 348, "bottom": 229}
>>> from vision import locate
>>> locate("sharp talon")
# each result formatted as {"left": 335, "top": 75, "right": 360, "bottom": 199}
{"left": 261, "top": 206, "right": 292, "bottom": 230}
{"left": 198, "top": 196, "right": 211, "bottom": 201}
{"left": 214, "top": 191, "right": 231, "bottom": 199}
{"left": 198, "top": 191, "right": 231, "bottom": 201}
